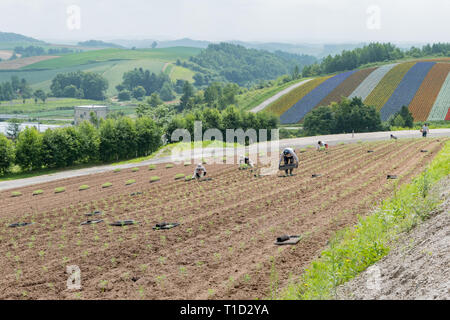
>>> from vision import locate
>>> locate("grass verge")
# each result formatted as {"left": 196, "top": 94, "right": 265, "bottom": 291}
{"left": 279, "top": 139, "right": 449, "bottom": 300}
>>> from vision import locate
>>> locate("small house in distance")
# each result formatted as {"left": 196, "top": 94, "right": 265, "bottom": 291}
{"left": 74, "top": 105, "right": 108, "bottom": 125}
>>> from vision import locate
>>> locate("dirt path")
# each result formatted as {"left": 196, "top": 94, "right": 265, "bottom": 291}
{"left": 337, "top": 176, "right": 450, "bottom": 300}
{"left": 0, "top": 139, "right": 445, "bottom": 299}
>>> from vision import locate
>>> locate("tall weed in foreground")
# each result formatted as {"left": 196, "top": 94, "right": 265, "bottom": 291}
{"left": 280, "top": 140, "right": 449, "bottom": 300}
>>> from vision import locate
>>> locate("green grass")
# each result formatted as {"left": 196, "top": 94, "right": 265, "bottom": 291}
{"left": 125, "top": 179, "right": 136, "bottom": 185}
{"left": 102, "top": 182, "right": 112, "bottom": 188}
{"left": 236, "top": 77, "right": 309, "bottom": 112}
{"left": 165, "top": 164, "right": 174, "bottom": 169}
{"left": 185, "top": 176, "right": 193, "bottom": 181}
{"left": 113, "top": 168, "right": 121, "bottom": 173}
{"left": 280, "top": 139, "right": 449, "bottom": 300}
{"left": 174, "top": 173, "right": 185, "bottom": 180}
{"left": 79, "top": 185, "right": 90, "bottom": 191}
{"left": 148, "top": 164, "right": 156, "bottom": 170}
{"left": 54, "top": 187, "right": 66, "bottom": 194}
{"left": 11, "top": 191, "right": 22, "bottom": 197}
{"left": 150, "top": 176, "right": 160, "bottom": 183}
{"left": 131, "top": 167, "right": 140, "bottom": 172}
{"left": 32, "top": 189, "right": 43, "bottom": 196}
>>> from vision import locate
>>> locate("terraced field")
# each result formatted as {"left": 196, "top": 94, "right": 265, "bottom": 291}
{"left": 428, "top": 72, "right": 450, "bottom": 121}
{"left": 280, "top": 71, "right": 357, "bottom": 124}
{"left": 317, "top": 68, "right": 376, "bottom": 107}
{"left": 364, "top": 62, "right": 416, "bottom": 111}
{"left": 0, "top": 138, "right": 444, "bottom": 299}
{"left": 409, "top": 63, "right": 450, "bottom": 121}
{"left": 269, "top": 59, "right": 450, "bottom": 123}
{"left": 265, "top": 76, "right": 331, "bottom": 115}
{"left": 380, "top": 62, "right": 436, "bottom": 121}
{"left": 348, "top": 63, "right": 398, "bottom": 101}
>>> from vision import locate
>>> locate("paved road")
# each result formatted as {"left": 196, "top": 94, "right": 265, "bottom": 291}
{"left": 0, "top": 128, "right": 449, "bottom": 192}
{"left": 250, "top": 78, "right": 313, "bottom": 113}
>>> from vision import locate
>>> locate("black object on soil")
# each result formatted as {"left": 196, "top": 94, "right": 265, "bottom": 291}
{"left": 80, "top": 219, "right": 104, "bottom": 226}
{"left": 85, "top": 210, "right": 102, "bottom": 217}
{"left": 387, "top": 175, "right": 398, "bottom": 179}
{"left": 312, "top": 174, "right": 321, "bottom": 178}
{"left": 153, "top": 222, "right": 180, "bottom": 230}
{"left": 274, "top": 235, "right": 301, "bottom": 245}
{"left": 130, "top": 192, "right": 143, "bottom": 196}
{"left": 109, "top": 220, "right": 138, "bottom": 226}
{"left": 8, "top": 222, "right": 33, "bottom": 228}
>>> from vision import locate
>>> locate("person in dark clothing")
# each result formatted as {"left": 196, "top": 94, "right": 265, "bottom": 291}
{"left": 279, "top": 148, "right": 299, "bottom": 176}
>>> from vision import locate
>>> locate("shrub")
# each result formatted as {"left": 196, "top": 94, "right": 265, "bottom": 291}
{"left": 150, "top": 176, "right": 160, "bottom": 183}
{"left": 54, "top": 187, "right": 66, "bottom": 194}
{"left": 79, "top": 185, "right": 90, "bottom": 191}
{"left": 174, "top": 173, "right": 185, "bottom": 180}
{"left": 0, "top": 134, "right": 14, "bottom": 175}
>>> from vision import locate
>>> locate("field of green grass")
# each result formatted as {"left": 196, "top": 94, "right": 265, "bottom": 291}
{"left": 236, "top": 78, "right": 307, "bottom": 111}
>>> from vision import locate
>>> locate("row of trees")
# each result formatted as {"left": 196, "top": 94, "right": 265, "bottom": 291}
{"left": 50, "top": 71, "right": 109, "bottom": 100}
{"left": 166, "top": 106, "right": 279, "bottom": 143}
{"left": 116, "top": 68, "right": 175, "bottom": 101}
{"left": 11, "top": 46, "right": 77, "bottom": 59}
{"left": 303, "top": 97, "right": 384, "bottom": 136}
{"left": 0, "top": 117, "right": 162, "bottom": 173}
{"left": 302, "top": 42, "right": 450, "bottom": 77}
{"left": 0, "top": 76, "right": 48, "bottom": 103}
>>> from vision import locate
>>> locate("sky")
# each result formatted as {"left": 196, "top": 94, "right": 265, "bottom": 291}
{"left": 0, "top": 0, "right": 449, "bottom": 44}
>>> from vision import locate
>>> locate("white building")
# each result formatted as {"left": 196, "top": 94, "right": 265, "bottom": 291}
{"left": 74, "top": 105, "right": 108, "bottom": 125}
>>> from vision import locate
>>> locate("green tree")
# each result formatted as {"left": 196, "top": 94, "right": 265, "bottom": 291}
{"left": 135, "top": 117, "right": 162, "bottom": 156}
{"left": 99, "top": 119, "right": 118, "bottom": 162}
{"left": 132, "top": 86, "right": 146, "bottom": 100}
{"left": 78, "top": 121, "right": 100, "bottom": 162}
{"left": 33, "top": 89, "right": 47, "bottom": 103}
{"left": 148, "top": 93, "right": 163, "bottom": 108}
{"left": 0, "top": 133, "right": 14, "bottom": 175}
{"left": 398, "top": 106, "right": 414, "bottom": 128}
{"left": 160, "top": 82, "right": 175, "bottom": 101}
{"left": 6, "top": 118, "right": 21, "bottom": 140}
{"left": 15, "top": 126, "right": 43, "bottom": 171}
{"left": 303, "top": 106, "right": 336, "bottom": 136}
{"left": 180, "top": 81, "right": 194, "bottom": 110}
{"left": 118, "top": 90, "right": 131, "bottom": 101}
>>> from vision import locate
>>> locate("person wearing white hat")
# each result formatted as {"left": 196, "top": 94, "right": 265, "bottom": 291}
{"left": 192, "top": 163, "right": 207, "bottom": 179}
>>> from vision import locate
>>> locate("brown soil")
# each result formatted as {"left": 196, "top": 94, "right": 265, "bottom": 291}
{"left": 0, "top": 138, "right": 445, "bottom": 300}
{"left": 0, "top": 56, "right": 59, "bottom": 70}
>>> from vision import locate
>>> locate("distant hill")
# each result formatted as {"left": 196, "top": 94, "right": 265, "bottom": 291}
{"left": 187, "top": 43, "right": 317, "bottom": 86}
{"left": 111, "top": 38, "right": 210, "bottom": 49}
{"left": 77, "top": 40, "right": 125, "bottom": 49}
{"left": 0, "top": 31, "right": 45, "bottom": 44}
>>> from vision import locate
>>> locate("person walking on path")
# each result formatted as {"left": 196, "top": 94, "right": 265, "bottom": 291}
{"left": 421, "top": 123, "right": 430, "bottom": 138}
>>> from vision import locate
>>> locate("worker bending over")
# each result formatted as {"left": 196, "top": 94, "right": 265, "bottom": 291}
{"left": 192, "top": 163, "right": 207, "bottom": 179}
{"left": 317, "top": 141, "right": 328, "bottom": 150}
{"left": 279, "top": 148, "right": 299, "bottom": 176}
{"left": 240, "top": 156, "right": 254, "bottom": 168}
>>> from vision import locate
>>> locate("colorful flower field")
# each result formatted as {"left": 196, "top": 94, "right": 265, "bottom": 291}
{"left": 265, "top": 59, "right": 450, "bottom": 123}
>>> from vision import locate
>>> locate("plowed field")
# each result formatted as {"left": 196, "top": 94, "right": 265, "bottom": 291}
{"left": 0, "top": 138, "right": 445, "bottom": 299}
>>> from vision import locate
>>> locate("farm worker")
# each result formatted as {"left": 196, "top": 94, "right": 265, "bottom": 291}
{"left": 192, "top": 163, "right": 207, "bottom": 179}
{"left": 239, "top": 156, "right": 254, "bottom": 168}
{"left": 317, "top": 141, "right": 328, "bottom": 150}
{"left": 279, "top": 148, "right": 299, "bottom": 176}
{"left": 420, "top": 123, "right": 429, "bottom": 138}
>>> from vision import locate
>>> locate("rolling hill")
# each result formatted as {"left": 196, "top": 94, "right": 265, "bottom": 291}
{"left": 264, "top": 58, "right": 450, "bottom": 123}
{"left": 0, "top": 47, "right": 201, "bottom": 96}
